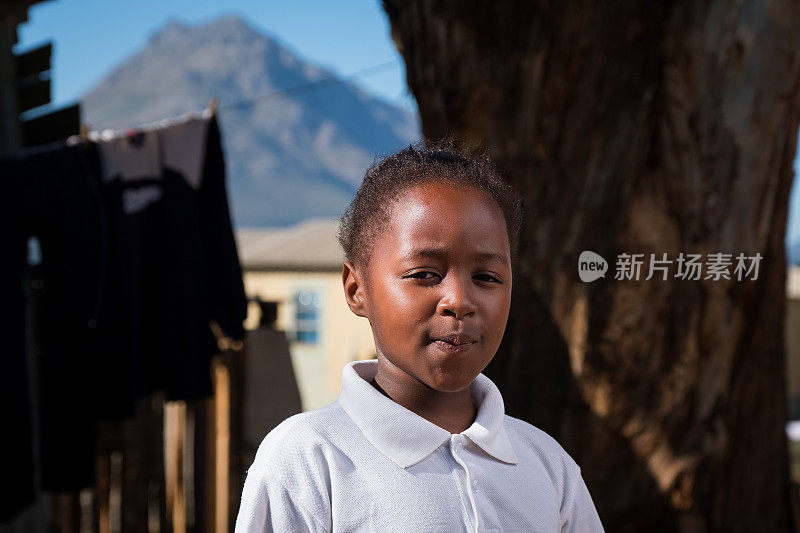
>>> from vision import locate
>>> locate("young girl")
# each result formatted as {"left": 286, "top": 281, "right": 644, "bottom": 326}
{"left": 235, "top": 145, "right": 604, "bottom": 532}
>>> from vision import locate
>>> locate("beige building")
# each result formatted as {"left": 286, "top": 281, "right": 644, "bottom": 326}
{"left": 236, "top": 218, "right": 376, "bottom": 411}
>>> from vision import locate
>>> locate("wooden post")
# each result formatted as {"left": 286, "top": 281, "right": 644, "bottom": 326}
{"left": 191, "top": 397, "right": 215, "bottom": 533}
{"left": 225, "top": 347, "right": 244, "bottom": 533}
{"left": 208, "top": 342, "right": 244, "bottom": 533}
{"left": 51, "top": 493, "right": 81, "bottom": 533}
{"left": 122, "top": 399, "right": 149, "bottom": 531}
{"left": 96, "top": 445, "right": 110, "bottom": 533}
{"left": 213, "top": 355, "right": 229, "bottom": 533}
{"left": 164, "top": 401, "right": 187, "bottom": 533}
{"left": 95, "top": 418, "right": 125, "bottom": 533}
{"left": 148, "top": 394, "right": 168, "bottom": 533}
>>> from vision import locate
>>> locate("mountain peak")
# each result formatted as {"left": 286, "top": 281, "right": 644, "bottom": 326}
{"left": 199, "top": 14, "right": 258, "bottom": 34}
{"left": 146, "top": 14, "right": 270, "bottom": 53}
{"left": 82, "top": 15, "right": 419, "bottom": 227}
{"left": 144, "top": 18, "right": 194, "bottom": 54}
{"left": 148, "top": 18, "right": 190, "bottom": 41}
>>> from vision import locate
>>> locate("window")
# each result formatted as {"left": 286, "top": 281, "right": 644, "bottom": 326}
{"left": 294, "top": 289, "right": 323, "bottom": 344}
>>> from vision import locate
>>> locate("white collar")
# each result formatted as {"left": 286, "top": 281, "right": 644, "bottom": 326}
{"left": 338, "top": 359, "right": 519, "bottom": 468}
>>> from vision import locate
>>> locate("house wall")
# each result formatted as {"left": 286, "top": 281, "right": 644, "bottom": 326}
{"left": 242, "top": 269, "right": 376, "bottom": 411}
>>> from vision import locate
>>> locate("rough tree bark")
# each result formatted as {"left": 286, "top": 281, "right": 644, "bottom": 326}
{"left": 383, "top": 1, "right": 800, "bottom": 531}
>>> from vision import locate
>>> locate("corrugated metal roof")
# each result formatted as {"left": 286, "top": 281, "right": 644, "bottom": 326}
{"left": 236, "top": 218, "right": 344, "bottom": 271}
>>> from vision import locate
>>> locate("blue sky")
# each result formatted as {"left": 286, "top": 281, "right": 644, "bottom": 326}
{"left": 14, "top": 0, "right": 800, "bottom": 251}
{"left": 14, "top": 0, "right": 414, "bottom": 111}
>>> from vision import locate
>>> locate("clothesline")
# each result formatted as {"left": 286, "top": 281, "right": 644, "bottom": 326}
{"left": 217, "top": 59, "right": 400, "bottom": 113}
{"left": 71, "top": 59, "right": 401, "bottom": 144}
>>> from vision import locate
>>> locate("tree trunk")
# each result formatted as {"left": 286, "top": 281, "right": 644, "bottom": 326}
{"left": 383, "top": 1, "right": 800, "bottom": 530}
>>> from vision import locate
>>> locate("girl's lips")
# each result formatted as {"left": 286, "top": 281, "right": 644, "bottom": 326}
{"left": 432, "top": 340, "right": 476, "bottom": 353}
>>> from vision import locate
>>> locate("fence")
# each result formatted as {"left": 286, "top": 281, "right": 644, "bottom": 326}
{"left": 9, "top": 347, "right": 245, "bottom": 533}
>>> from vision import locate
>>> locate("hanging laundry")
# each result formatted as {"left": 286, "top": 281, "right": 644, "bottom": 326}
{"left": 91, "top": 111, "right": 247, "bottom": 414}
{"left": 0, "top": 141, "right": 103, "bottom": 520}
{"left": 0, "top": 109, "right": 247, "bottom": 522}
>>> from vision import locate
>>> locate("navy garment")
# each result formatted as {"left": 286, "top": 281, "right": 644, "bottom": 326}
{"left": 0, "top": 142, "right": 103, "bottom": 520}
{"left": 162, "top": 116, "right": 247, "bottom": 398}
{"left": 94, "top": 113, "right": 247, "bottom": 414}
{"left": 0, "top": 153, "right": 36, "bottom": 522}
{"left": 93, "top": 173, "right": 160, "bottom": 417}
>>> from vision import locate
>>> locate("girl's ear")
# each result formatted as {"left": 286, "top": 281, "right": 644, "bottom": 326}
{"left": 342, "top": 260, "right": 368, "bottom": 318}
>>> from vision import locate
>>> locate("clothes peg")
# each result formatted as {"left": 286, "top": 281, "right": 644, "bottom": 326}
{"left": 79, "top": 123, "right": 90, "bottom": 144}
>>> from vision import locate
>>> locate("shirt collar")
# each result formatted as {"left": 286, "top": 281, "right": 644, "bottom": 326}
{"left": 338, "top": 359, "right": 519, "bottom": 468}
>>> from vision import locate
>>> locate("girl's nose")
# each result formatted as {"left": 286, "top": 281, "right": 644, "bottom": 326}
{"left": 436, "top": 274, "right": 477, "bottom": 319}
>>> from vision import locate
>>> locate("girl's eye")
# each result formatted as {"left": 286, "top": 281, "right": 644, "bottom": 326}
{"left": 474, "top": 273, "right": 502, "bottom": 283}
{"left": 406, "top": 271, "right": 440, "bottom": 280}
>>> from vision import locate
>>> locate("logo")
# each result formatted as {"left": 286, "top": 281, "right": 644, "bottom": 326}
{"left": 578, "top": 250, "right": 762, "bottom": 282}
{"left": 578, "top": 251, "right": 608, "bottom": 282}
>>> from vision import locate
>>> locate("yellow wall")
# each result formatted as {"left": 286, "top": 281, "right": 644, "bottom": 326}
{"left": 243, "top": 269, "right": 376, "bottom": 411}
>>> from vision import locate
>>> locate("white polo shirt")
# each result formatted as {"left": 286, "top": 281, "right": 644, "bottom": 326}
{"left": 235, "top": 359, "right": 604, "bottom": 532}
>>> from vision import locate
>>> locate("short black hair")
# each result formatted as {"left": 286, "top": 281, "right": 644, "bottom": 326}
{"left": 337, "top": 141, "right": 524, "bottom": 273}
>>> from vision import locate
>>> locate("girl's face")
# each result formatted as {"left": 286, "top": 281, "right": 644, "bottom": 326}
{"left": 354, "top": 181, "right": 513, "bottom": 392}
